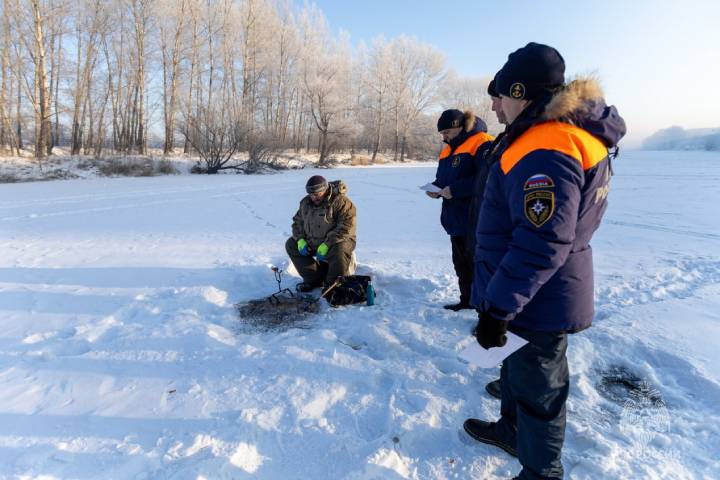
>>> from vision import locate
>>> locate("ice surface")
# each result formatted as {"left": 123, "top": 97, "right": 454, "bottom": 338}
{"left": 0, "top": 150, "right": 718, "bottom": 478}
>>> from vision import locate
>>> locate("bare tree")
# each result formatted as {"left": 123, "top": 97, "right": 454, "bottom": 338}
{"left": 0, "top": 0, "right": 19, "bottom": 153}
{"left": 238, "top": 0, "right": 263, "bottom": 127}
{"left": 180, "top": 103, "right": 247, "bottom": 174}
{"left": 245, "top": 133, "right": 282, "bottom": 172}
{"left": 0, "top": 0, "right": 489, "bottom": 166}
{"left": 439, "top": 71, "right": 497, "bottom": 133}
{"left": 50, "top": 1, "right": 64, "bottom": 153}
{"left": 362, "top": 37, "right": 392, "bottom": 162}
{"left": 34, "top": 1, "right": 51, "bottom": 159}
{"left": 302, "top": 52, "right": 351, "bottom": 164}
{"left": 128, "top": 0, "right": 150, "bottom": 154}
{"left": 10, "top": 0, "right": 54, "bottom": 159}
{"left": 157, "top": 0, "right": 187, "bottom": 154}
{"left": 181, "top": 0, "right": 201, "bottom": 154}
{"left": 70, "top": 0, "right": 106, "bottom": 155}
{"left": 387, "top": 36, "right": 445, "bottom": 161}
{"left": 4, "top": 0, "right": 26, "bottom": 154}
{"left": 262, "top": 0, "right": 299, "bottom": 142}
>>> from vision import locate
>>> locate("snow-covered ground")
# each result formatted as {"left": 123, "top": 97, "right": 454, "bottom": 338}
{"left": 0, "top": 150, "right": 718, "bottom": 479}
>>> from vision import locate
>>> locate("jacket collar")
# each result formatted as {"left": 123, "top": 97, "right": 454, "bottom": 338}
{"left": 506, "top": 77, "right": 626, "bottom": 148}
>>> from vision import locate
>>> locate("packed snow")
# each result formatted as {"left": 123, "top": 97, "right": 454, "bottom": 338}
{"left": 0, "top": 150, "right": 718, "bottom": 479}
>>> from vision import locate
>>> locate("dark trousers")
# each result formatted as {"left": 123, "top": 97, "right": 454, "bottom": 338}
{"left": 450, "top": 235, "right": 473, "bottom": 304}
{"left": 495, "top": 330, "right": 569, "bottom": 480}
{"left": 285, "top": 237, "right": 355, "bottom": 285}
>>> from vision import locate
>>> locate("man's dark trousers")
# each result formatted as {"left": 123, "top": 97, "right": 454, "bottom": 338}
{"left": 285, "top": 237, "right": 355, "bottom": 285}
{"left": 494, "top": 329, "right": 569, "bottom": 480}
{"left": 450, "top": 235, "right": 473, "bottom": 304}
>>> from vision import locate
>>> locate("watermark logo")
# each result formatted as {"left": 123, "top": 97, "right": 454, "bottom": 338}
{"left": 619, "top": 381, "right": 672, "bottom": 458}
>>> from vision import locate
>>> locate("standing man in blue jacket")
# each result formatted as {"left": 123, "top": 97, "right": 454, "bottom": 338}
{"left": 463, "top": 43, "right": 626, "bottom": 480}
{"left": 468, "top": 73, "right": 509, "bottom": 401}
{"left": 467, "top": 74, "right": 509, "bottom": 283}
{"left": 428, "top": 109, "right": 493, "bottom": 311}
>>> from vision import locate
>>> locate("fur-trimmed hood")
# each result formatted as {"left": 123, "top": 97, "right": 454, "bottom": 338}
{"left": 461, "top": 110, "right": 488, "bottom": 133}
{"left": 542, "top": 78, "right": 604, "bottom": 121}
{"left": 542, "top": 77, "right": 626, "bottom": 148}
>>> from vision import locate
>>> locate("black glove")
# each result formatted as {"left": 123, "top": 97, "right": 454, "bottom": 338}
{"left": 474, "top": 309, "right": 509, "bottom": 349}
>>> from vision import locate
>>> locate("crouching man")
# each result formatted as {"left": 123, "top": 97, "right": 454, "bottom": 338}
{"left": 286, "top": 175, "right": 357, "bottom": 292}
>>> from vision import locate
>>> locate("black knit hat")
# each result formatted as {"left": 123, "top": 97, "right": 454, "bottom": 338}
{"left": 305, "top": 175, "right": 328, "bottom": 194}
{"left": 495, "top": 42, "right": 565, "bottom": 101}
{"left": 487, "top": 72, "right": 500, "bottom": 98}
{"left": 437, "top": 109, "right": 464, "bottom": 131}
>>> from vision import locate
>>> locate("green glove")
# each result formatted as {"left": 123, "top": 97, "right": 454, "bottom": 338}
{"left": 316, "top": 242, "right": 329, "bottom": 260}
{"left": 297, "top": 238, "right": 309, "bottom": 256}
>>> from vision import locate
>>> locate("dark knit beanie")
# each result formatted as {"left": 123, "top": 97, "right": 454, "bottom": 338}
{"left": 495, "top": 42, "right": 565, "bottom": 101}
{"left": 487, "top": 72, "right": 499, "bottom": 98}
{"left": 305, "top": 175, "right": 328, "bottom": 194}
{"left": 437, "top": 109, "right": 464, "bottom": 131}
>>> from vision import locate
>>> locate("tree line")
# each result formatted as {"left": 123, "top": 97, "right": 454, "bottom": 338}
{"left": 0, "top": 0, "right": 497, "bottom": 169}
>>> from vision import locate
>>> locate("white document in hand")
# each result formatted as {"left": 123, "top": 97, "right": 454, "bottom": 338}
{"left": 419, "top": 182, "right": 442, "bottom": 193}
{"left": 459, "top": 332, "right": 528, "bottom": 368}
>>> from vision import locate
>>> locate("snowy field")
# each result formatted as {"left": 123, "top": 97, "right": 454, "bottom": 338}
{"left": 0, "top": 150, "right": 719, "bottom": 479}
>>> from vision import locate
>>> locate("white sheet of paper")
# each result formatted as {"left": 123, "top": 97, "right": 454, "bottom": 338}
{"left": 459, "top": 332, "right": 528, "bottom": 368}
{"left": 419, "top": 183, "right": 442, "bottom": 193}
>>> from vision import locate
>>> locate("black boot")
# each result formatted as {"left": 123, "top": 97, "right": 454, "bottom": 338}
{"left": 296, "top": 281, "right": 321, "bottom": 293}
{"left": 463, "top": 419, "right": 518, "bottom": 457}
{"left": 485, "top": 378, "right": 502, "bottom": 399}
{"left": 443, "top": 302, "right": 472, "bottom": 311}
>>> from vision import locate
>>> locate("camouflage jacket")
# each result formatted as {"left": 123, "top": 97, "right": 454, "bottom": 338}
{"left": 291, "top": 180, "right": 356, "bottom": 248}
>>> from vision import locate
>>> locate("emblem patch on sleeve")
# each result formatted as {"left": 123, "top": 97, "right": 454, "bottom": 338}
{"left": 524, "top": 190, "right": 554, "bottom": 227}
{"left": 524, "top": 173, "right": 554, "bottom": 190}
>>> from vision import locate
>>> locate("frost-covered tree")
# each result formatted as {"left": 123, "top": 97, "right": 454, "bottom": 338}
{"left": 439, "top": 71, "right": 498, "bottom": 134}
{"left": 387, "top": 36, "right": 445, "bottom": 161}
{"left": 299, "top": 7, "right": 352, "bottom": 165}
{"left": 0, "top": 0, "right": 494, "bottom": 163}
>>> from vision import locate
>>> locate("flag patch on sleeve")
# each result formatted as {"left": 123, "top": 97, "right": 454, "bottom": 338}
{"left": 524, "top": 174, "right": 555, "bottom": 190}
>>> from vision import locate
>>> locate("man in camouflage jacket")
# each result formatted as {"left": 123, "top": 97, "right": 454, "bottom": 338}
{"left": 286, "top": 175, "right": 357, "bottom": 291}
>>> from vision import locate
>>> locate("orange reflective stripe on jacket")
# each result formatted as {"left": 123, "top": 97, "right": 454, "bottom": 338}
{"left": 500, "top": 122, "right": 608, "bottom": 174}
{"left": 439, "top": 131, "right": 495, "bottom": 160}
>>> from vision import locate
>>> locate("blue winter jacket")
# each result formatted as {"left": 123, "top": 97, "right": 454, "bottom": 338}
{"left": 433, "top": 114, "right": 493, "bottom": 236}
{"left": 471, "top": 79, "right": 626, "bottom": 332}
{"left": 467, "top": 131, "right": 508, "bottom": 252}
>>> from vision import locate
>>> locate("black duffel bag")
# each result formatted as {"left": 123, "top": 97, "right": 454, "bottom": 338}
{"left": 323, "top": 275, "right": 374, "bottom": 307}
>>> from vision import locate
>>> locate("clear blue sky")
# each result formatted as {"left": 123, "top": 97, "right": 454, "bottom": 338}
{"left": 312, "top": 0, "right": 720, "bottom": 147}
